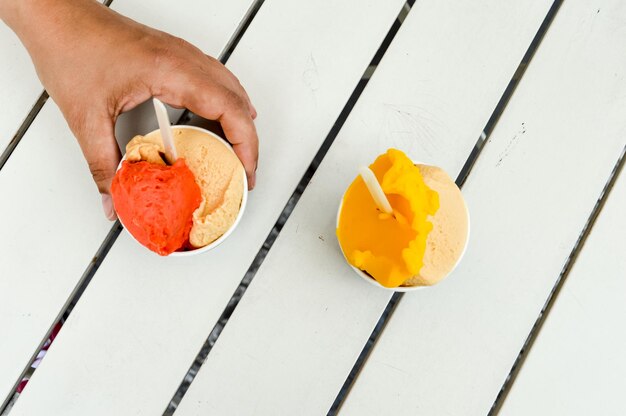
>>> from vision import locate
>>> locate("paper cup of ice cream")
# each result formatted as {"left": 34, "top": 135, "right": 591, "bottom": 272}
{"left": 111, "top": 125, "right": 247, "bottom": 256}
{"left": 336, "top": 149, "right": 469, "bottom": 292}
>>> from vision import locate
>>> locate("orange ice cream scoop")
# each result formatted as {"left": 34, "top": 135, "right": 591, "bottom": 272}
{"left": 337, "top": 149, "right": 439, "bottom": 288}
{"left": 111, "top": 159, "right": 202, "bottom": 256}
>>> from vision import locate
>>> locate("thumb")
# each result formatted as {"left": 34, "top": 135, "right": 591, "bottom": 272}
{"left": 74, "top": 114, "right": 121, "bottom": 221}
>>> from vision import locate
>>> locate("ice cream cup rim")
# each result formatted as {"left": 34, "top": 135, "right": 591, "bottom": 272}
{"left": 115, "top": 124, "right": 248, "bottom": 257}
{"left": 336, "top": 161, "right": 470, "bottom": 292}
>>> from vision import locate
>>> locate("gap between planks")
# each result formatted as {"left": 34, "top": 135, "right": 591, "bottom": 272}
{"left": 0, "top": 222, "right": 121, "bottom": 414}
{"left": 0, "top": 0, "right": 258, "bottom": 413}
{"left": 161, "top": 2, "right": 414, "bottom": 415}
{"left": 0, "top": 92, "right": 48, "bottom": 173}
{"left": 0, "top": 2, "right": 118, "bottom": 412}
{"left": 0, "top": 0, "right": 113, "bottom": 174}
{"left": 327, "top": 0, "right": 565, "bottom": 413}
{"left": 489, "top": 145, "right": 626, "bottom": 416}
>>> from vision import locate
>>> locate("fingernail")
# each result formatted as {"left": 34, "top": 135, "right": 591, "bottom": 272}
{"left": 101, "top": 194, "right": 117, "bottom": 221}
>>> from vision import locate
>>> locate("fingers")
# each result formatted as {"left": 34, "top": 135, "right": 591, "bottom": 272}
{"left": 221, "top": 108, "right": 259, "bottom": 189}
{"left": 73, "top": 113, "right": 121, "bottom": 220}
{"left": 154, "top": 51, "right": 258, "bottom": 188}
{"left": 204, "top": 54, "right": 256, "bottom": 119}
{"left": 237, "top": 84, "right": 257, "bottom": 120}
{"left": 179, "top": 81, "right": 259, "bottom": 189}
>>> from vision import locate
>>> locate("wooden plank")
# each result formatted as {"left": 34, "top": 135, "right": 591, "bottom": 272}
{"left": 172, "top": 1, "right": 556, "bottom": 415}
{"left": 0, "top": 102, "right": 112, "bottom": 406}
{"left": 499, "top": 168, "right": 625, "bottom": 415}
{"left": 341, "top": 1, "right": 626, "bottom": 414}
{"left": 0, "top": 0, "right": 109, "bottom": 154}
{"left": 8, "top": 0, "right": 406, "bottom": 415}
{"left": 0, "top": 23, "right": 42, "bottom": 153}
{"left": 0, "top": 0, "right": 255, "bottom": 407}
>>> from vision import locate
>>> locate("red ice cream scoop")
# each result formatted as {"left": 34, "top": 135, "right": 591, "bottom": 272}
{"left": 111, "top": 159, "right": 202, "bottom": 256}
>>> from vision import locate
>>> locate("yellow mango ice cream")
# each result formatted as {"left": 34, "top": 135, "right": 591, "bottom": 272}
{"left": 337, "top": 149, "right": 468, "bottom": 288}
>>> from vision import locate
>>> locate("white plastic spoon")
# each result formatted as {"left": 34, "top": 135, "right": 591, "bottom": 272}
{"left": 359, "top": 166, "right": 393, "bottom": 214}
{"left": 152, "top": 98, "right": 178, "bottom": 164}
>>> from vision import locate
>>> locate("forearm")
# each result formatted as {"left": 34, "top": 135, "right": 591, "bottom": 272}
{"left": 4, "top": 0, "right": 159, "bottom": 111}
{"left": 2, "top": 1, "right": 91, "bottom": 82}
{"left": 0, "top": 0, "right": 258, "bottom": 203}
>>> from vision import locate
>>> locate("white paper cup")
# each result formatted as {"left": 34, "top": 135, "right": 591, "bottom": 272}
{"left": 116, "top": 125, "right": 247, "bottom": 256}
{"left": 336, "top": 162, "right": 470, "bottom": 292}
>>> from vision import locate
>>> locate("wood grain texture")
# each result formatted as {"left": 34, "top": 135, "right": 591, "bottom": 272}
{"left": 173, "top": 1, "right": 554, "bottom": 415}
{"left": 0, "top": 0, "right": 254, "bottom": 407}
{"left": 341, "top": 1, "right": 626, "bottom": 414}
{"left": 499, "top": 169, "right": 625, "bottom": 415}
{"left": 8, "top": 0, "right": 406, "bottom": 414}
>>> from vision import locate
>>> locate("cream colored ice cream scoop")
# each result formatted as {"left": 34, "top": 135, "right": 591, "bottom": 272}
{"left": 124, "top": 126, "right": 246, "bottom": 250}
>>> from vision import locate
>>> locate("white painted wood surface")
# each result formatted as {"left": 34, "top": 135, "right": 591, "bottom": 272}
{"left": 173, "top": 1, "right": 556, "bottom": 415}
{"left": 499, "top": 168, "right": 625, "bottom": 415}
{"left": 0, "top": 102, "right": 112, "bottom": 406}
{"left": 0, "top": 0, "right": 108, "bottom": 154}
{"left": 0, "top": 0, "right": 255, "bottom": 407}
{"left": 341, "top": 1, "right": 626, "bottom": 414}
{"left": 8, "top": 0, "right": 406, "bottom": 415}
{"left": 0, "top": 23, "right": 42, "bottom": 153}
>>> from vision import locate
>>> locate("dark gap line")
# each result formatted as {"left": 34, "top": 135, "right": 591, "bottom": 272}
{"left": 327, "top": 293, "right": 403, "bottom": 416}
{"left": 0, "top": 92, "right": 48, "bottom": 173}
{"left": 0, "top": 223, "right": 122, "bottom": 414}
{"left": 162, "top": 4, "right": 410, "bottom": 415}
{"left": 1, "top": 2, "right": 119, "bottom": 412}
{"left": 166, "top": 0, "right": 265, "bottom": 128}
{"left": 62, "top": 222, "right": 123, "bottom": 318}
{"left": 327, "top": 152, "right": 471, "bottom": 415}
{"left": 0, "top": 0, "right": 114, "bottom": 176}
{"left": 489, "top": 145, "right": 625, "bottom": 415}
{"left": 328, "top": 0, "right": 564, "bottom": 414}
{"left": 457, "top": 0, "right": 563, "bottom": 188}
{"left": 1, "top": 0, "right": 254, "bottom": 413}
{"left": 219, "top": 0, "right": 265, "bottom": 63}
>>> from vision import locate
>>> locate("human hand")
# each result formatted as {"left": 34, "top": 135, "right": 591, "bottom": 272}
{"left": 0, "top": 0, "right": 258, "bottom": 220}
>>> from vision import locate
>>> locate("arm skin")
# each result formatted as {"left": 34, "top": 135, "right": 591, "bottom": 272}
{"left": 0, "top": 0, "right": 258, "bottom": 219}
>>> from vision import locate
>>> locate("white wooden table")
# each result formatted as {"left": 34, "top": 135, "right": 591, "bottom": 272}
{"left": 1, "top": 0, "right": 625, "bottom": 415}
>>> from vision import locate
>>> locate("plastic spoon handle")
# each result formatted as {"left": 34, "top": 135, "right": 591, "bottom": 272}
{"left": 153, "top": 98, "right": 178, "bottom": 164}
{"left": 359, "top": 166, "right": 393, "bottom": 214}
